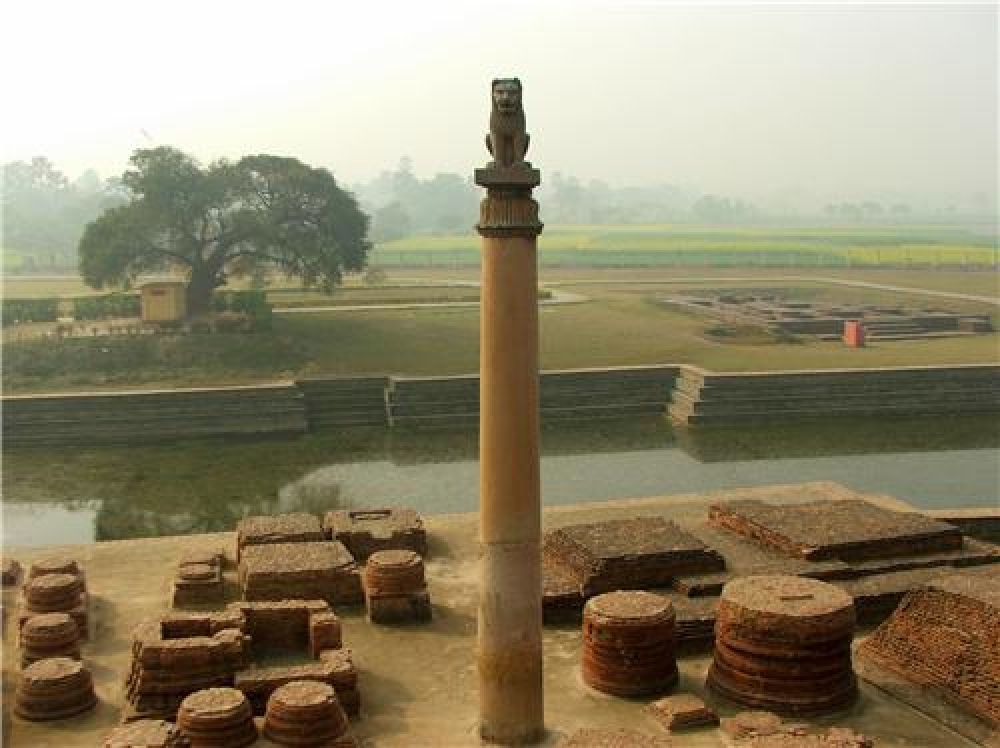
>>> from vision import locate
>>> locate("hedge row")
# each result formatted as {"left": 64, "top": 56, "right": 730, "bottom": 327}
{"left": 2, "top": 298, "right": 60, "bottom": 326}
{"left": 212, "top": 290, "right": 273, "bottom": 328}
{"left": 73, "top": 293, "right": 141, "bottom": 320}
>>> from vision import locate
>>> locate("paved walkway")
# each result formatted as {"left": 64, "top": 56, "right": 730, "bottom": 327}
{"left": 273, "top": 287, "right": 587, "bottom": 314}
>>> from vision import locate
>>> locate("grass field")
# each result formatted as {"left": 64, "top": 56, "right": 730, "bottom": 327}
{"left": 4, "top": 276, "right": 997, "bottom": 393}
{"left": 372, "top": 223, "right": 998, "bottom": 267}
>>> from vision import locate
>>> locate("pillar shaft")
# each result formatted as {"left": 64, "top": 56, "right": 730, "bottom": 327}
{"left": 478, "top": 234, "right": 543, "bottom": 744}
{"left": 475, "top": 76, "right": 544, "bottom": 745}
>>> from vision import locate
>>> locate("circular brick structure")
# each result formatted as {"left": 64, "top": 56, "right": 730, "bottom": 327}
{"left": 364, "top": 550, "right": 425, "bottom": 596}
{"left": 29, "top": 557, "right": 82, "bottom": 579}
{"left": 24, "top": 573, "right": 83, "bottom": 612}
{"left": 707, "top": 575, "right": 857, "bottom": 715}
{"left": 20, "top": 612, "right": 82, "bottom": 667}
{"left": 14, "top": 656, "right": 97, "bottom": 721}
{"left": 263, "top": 680, "right": 349, "bottom": 746}
{"left": 582, "top": 590, "right": 678, "bottom": 697}
{"left": 177, "top": 687, "right": 258, "bottom": 747}
{"left": 103, "top": 718, "right": 190, "bottom": 747}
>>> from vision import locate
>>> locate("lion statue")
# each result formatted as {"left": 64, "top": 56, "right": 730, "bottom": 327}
{"left": 486, "top": 78, "right": 529, "bottom": 169}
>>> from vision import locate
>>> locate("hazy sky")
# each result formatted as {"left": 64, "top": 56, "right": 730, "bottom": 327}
{"left": 4, "top": 1, "right": 996, "bottom": 207}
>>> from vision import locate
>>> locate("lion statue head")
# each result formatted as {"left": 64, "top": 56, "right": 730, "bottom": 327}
{"left": 491, "top": 78, "right": 523, "bottom": 116}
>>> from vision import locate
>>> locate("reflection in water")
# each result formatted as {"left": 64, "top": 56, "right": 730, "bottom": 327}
{"left": 3, "top": 415, "right": 998, "bottom": 547}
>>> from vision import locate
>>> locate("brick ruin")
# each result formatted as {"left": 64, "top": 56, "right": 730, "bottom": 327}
{"left": 239, "top": 541, "right": 363, "bottom": 606}
{"left": 262, "top": 680, "right": 356, "bottom": 747}
{"left": 707, "top": 576, "right": 857, "bottom": 716}
{"left": 544, "top": 516, "right": 726, "bottom": 598}
{"left": 172, "top": 550, "right": 224, "bottom": 607}
{"left": 18, "top": 557, "right": 89, "bottom": 638}
{"left": 236, "top": 513, "right": 326, "bottom": 562}
{"left": 857, "top": 572, "right": 999, "bottom": 731}
{"left": 15, "top": 656, "right": 98, "bottom": 721}
{"left": 19, "top": 611, "right": 82, "bottom": 667}
{"left": 647, "top": 692, "right": 718, "bottom": 731}
{"left": 663, "top": 293, "right": 993, "bottom": 340}
{"left": 176, "top": 687, "right": 257, "bottom": 747}
{"left": 363, "top": 549, "right": 431, "bottom": 623}
{"left": 124, "top": 601, "right": 359, "bottom": 721}
{"left": 125, "top": 610, "right": 249, "bottom": 720}
{"left": 324, "top": 507, "right": 428, "bottom": 561}
{"left": 582, "top": 590, "right": 678, "bottom": 697}
{"left": 708, "top": 499, "right": 963, "bottom": 561}
{"left": 543, "top": 498, "right": 1000, "bottom": 658}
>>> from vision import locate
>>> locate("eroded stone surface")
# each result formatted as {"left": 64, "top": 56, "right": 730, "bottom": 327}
{"left": 720, "top": 711, "right": 874, "bottom": 745}
{"left": 103, "top": 719, "right": 190, "bottom": 747}
{"left": 558, "top": 728, "right": 672, "bottom": 747}
{"left": 710, "top": 499, "right": 961, "bottom": 561}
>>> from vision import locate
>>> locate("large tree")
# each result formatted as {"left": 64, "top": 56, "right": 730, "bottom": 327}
{"left": 79, "top": 147, "right": 371, "bottom": 314}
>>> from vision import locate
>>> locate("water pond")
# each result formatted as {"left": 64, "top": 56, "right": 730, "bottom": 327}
{"left": 4, "top": 415, "right": 998, "bottom": 547}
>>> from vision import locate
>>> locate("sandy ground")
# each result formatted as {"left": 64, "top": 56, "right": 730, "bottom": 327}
{"left": 2, "top": 482, "right": 984, "bottom": 747}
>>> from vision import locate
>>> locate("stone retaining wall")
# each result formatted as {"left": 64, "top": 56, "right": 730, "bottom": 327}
{"left": 2, "top": 384, "right": 307, "bottom": 447}
{"left": 668, "top": 363, "right": 1000, "bottom": 425}
{"left": 387, "top": 365, "right": 678, "bottom": 427}
{"left": 4, "top": 363, "right": 998, "bottom": 445}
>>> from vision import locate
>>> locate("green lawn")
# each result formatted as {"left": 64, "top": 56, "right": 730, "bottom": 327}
{"left": 4, "top": 282, "right": 997, "bottom": 393}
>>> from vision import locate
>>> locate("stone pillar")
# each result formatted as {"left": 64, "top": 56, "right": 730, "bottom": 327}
{"left": 474, "top": 77, "right": 545, "bottom": 745}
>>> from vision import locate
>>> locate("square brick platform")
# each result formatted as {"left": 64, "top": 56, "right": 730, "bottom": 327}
{"left": 709, "top": 499, "right": 962, "bottom": 561}
{"left": 239, "top": 542, "right": 363, "bottom": 606}
{"left": 543, "top": 516, "right": 725, "bottom": 596}
{"left": 236, "top": 513, "right": 325, "bottom": 561}
{"left": 323, "top": 507, "right": 427, "bottom": 561}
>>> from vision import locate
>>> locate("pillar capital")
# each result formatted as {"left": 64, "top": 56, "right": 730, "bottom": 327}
{"left": 475, "top": 78, "right": 543, "bottom": 239}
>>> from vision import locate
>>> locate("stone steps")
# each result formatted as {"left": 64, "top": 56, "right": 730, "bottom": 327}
{"left": 669, "top": 365, "right": 1000, "bottom": 425}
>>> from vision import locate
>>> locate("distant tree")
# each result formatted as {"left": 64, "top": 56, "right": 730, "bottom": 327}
{"left": 371, "top": 201, "right": 412, "bottom": 242}
{"left": 3, "top": 158, "right": 73, "bottom": 257}
{"left": 860, "top": 201, "right": 884, "bottom": 219}
{"left": 79, "top": 146, "right": 371, "bottom": 315}
{"left": 692, "top": 194, "right": 754, "bottom": 223}
{"left": 3, "top": 158, "right": 124, "bottom": 268}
